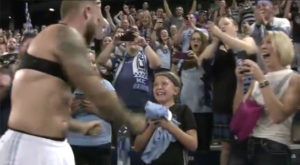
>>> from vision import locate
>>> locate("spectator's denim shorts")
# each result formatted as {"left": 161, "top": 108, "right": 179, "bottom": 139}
{"left": 229, "top": 137, "right": 291, "bottom": 165}
{"left": 213, "top": 113, "right": 234, "bottom": 141}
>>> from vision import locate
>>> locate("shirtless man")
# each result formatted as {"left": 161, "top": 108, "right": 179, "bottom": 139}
{"left": 0, "top": 0, "right": 145, "bottom": 164}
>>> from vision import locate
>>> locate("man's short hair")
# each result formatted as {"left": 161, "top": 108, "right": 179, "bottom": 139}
{"left": 60, "top": 0, "right": 97, "bottom": 18}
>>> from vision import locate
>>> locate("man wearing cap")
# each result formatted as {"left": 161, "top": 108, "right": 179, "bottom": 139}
{"left": 250, "top": 0, "right": 291, "bottom": 45}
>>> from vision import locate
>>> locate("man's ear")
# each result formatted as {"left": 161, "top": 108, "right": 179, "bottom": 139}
{"left": 83, "top": 6, "right": 92, "bottom": 20}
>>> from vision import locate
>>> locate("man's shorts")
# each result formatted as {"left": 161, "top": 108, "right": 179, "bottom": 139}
{"left": 0, "top": 129, "right": 75, "bottom": 165}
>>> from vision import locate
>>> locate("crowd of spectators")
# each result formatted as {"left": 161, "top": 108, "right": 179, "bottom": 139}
{"left": 0, "top": 0, "right": 300, "bottom": 165}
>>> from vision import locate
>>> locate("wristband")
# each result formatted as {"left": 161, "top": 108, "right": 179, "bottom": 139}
{"left": 259, "top": 79, "right": 270, "bottom": 88}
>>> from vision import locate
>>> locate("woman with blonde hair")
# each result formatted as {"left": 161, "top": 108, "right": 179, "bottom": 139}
{"left": 138, "top": 11, "right": 153, "bottom": 40}
{"left": 150, "top": 27, "right": 173, "bottom": 72}
{"left": 229, "top": 31, "right": 300, "bottom": 165}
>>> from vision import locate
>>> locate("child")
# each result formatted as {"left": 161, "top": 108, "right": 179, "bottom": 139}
{"left": 134, "top": 71, "right": 197, "bottom": 165}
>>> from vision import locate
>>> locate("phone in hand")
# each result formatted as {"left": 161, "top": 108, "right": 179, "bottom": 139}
{"left": 156, "top": 18, "right": 163, "bottom": 24}
{"left": 174, "top": 52, "right": 190, "bottom": 59}
{"left": 237, "top": 62, "right": 250, "bottom": 74}
{"left": 235, "top": 51, "right": 249, "bottom": 65}
{"left": 75, "top": 92, "right": 84, "bottom": 100}
{"left": 239, "top": 68, "right": 250, "bottom": 74}
{"left": 235, "top": 51, "right": 251, "bottom": 74}
{"left": 120, "top": 31, "right": 135, "bottom": 42}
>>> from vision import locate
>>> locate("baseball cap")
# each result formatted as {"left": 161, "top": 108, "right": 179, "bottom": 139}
{"left": 256, "top": 0, "right": 273, "bottom": 6}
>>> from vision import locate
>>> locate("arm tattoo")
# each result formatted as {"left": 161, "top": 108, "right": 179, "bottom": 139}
{"left": 56, "top": 26, "right": 96, "bottom": 77}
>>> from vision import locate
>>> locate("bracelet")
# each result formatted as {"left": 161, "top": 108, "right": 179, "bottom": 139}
{"left": 258, "top": 79, "right": 270, "bottom": 88}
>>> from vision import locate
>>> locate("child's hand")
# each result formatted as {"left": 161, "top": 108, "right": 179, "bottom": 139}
{"left": 147, "top": 120, "right": 158, "bottom": 130}
{"left": 153, "top": 119, "right": 173, "bottom": 130}
{"left": 81, "top": 99, "right": 98, "bottom": 114}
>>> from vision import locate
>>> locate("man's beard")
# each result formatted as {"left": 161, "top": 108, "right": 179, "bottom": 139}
{"left": 84, "top": 19, "right": 96, "bottom": 45}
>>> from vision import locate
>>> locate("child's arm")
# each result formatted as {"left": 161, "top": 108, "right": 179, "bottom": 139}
{"left": 156, "top": 119, "right": 197, "bottom": 151}
{"left": 133, "top": 121, "right": 156, "bottom": 152}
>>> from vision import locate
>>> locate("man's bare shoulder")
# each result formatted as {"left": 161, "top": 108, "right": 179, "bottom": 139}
{"left": 54, "top": 25, "right": 84, "bottom": 44}
{"left": 41, "top": 24, "right": 82, "bottom": 38}
{"left": 50, "top": 24, "right": 87, "bottom": 58}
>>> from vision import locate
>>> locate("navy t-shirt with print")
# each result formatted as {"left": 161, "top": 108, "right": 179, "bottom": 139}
{"left": 112, "top": 52, "right": 153, "bottom": 112}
